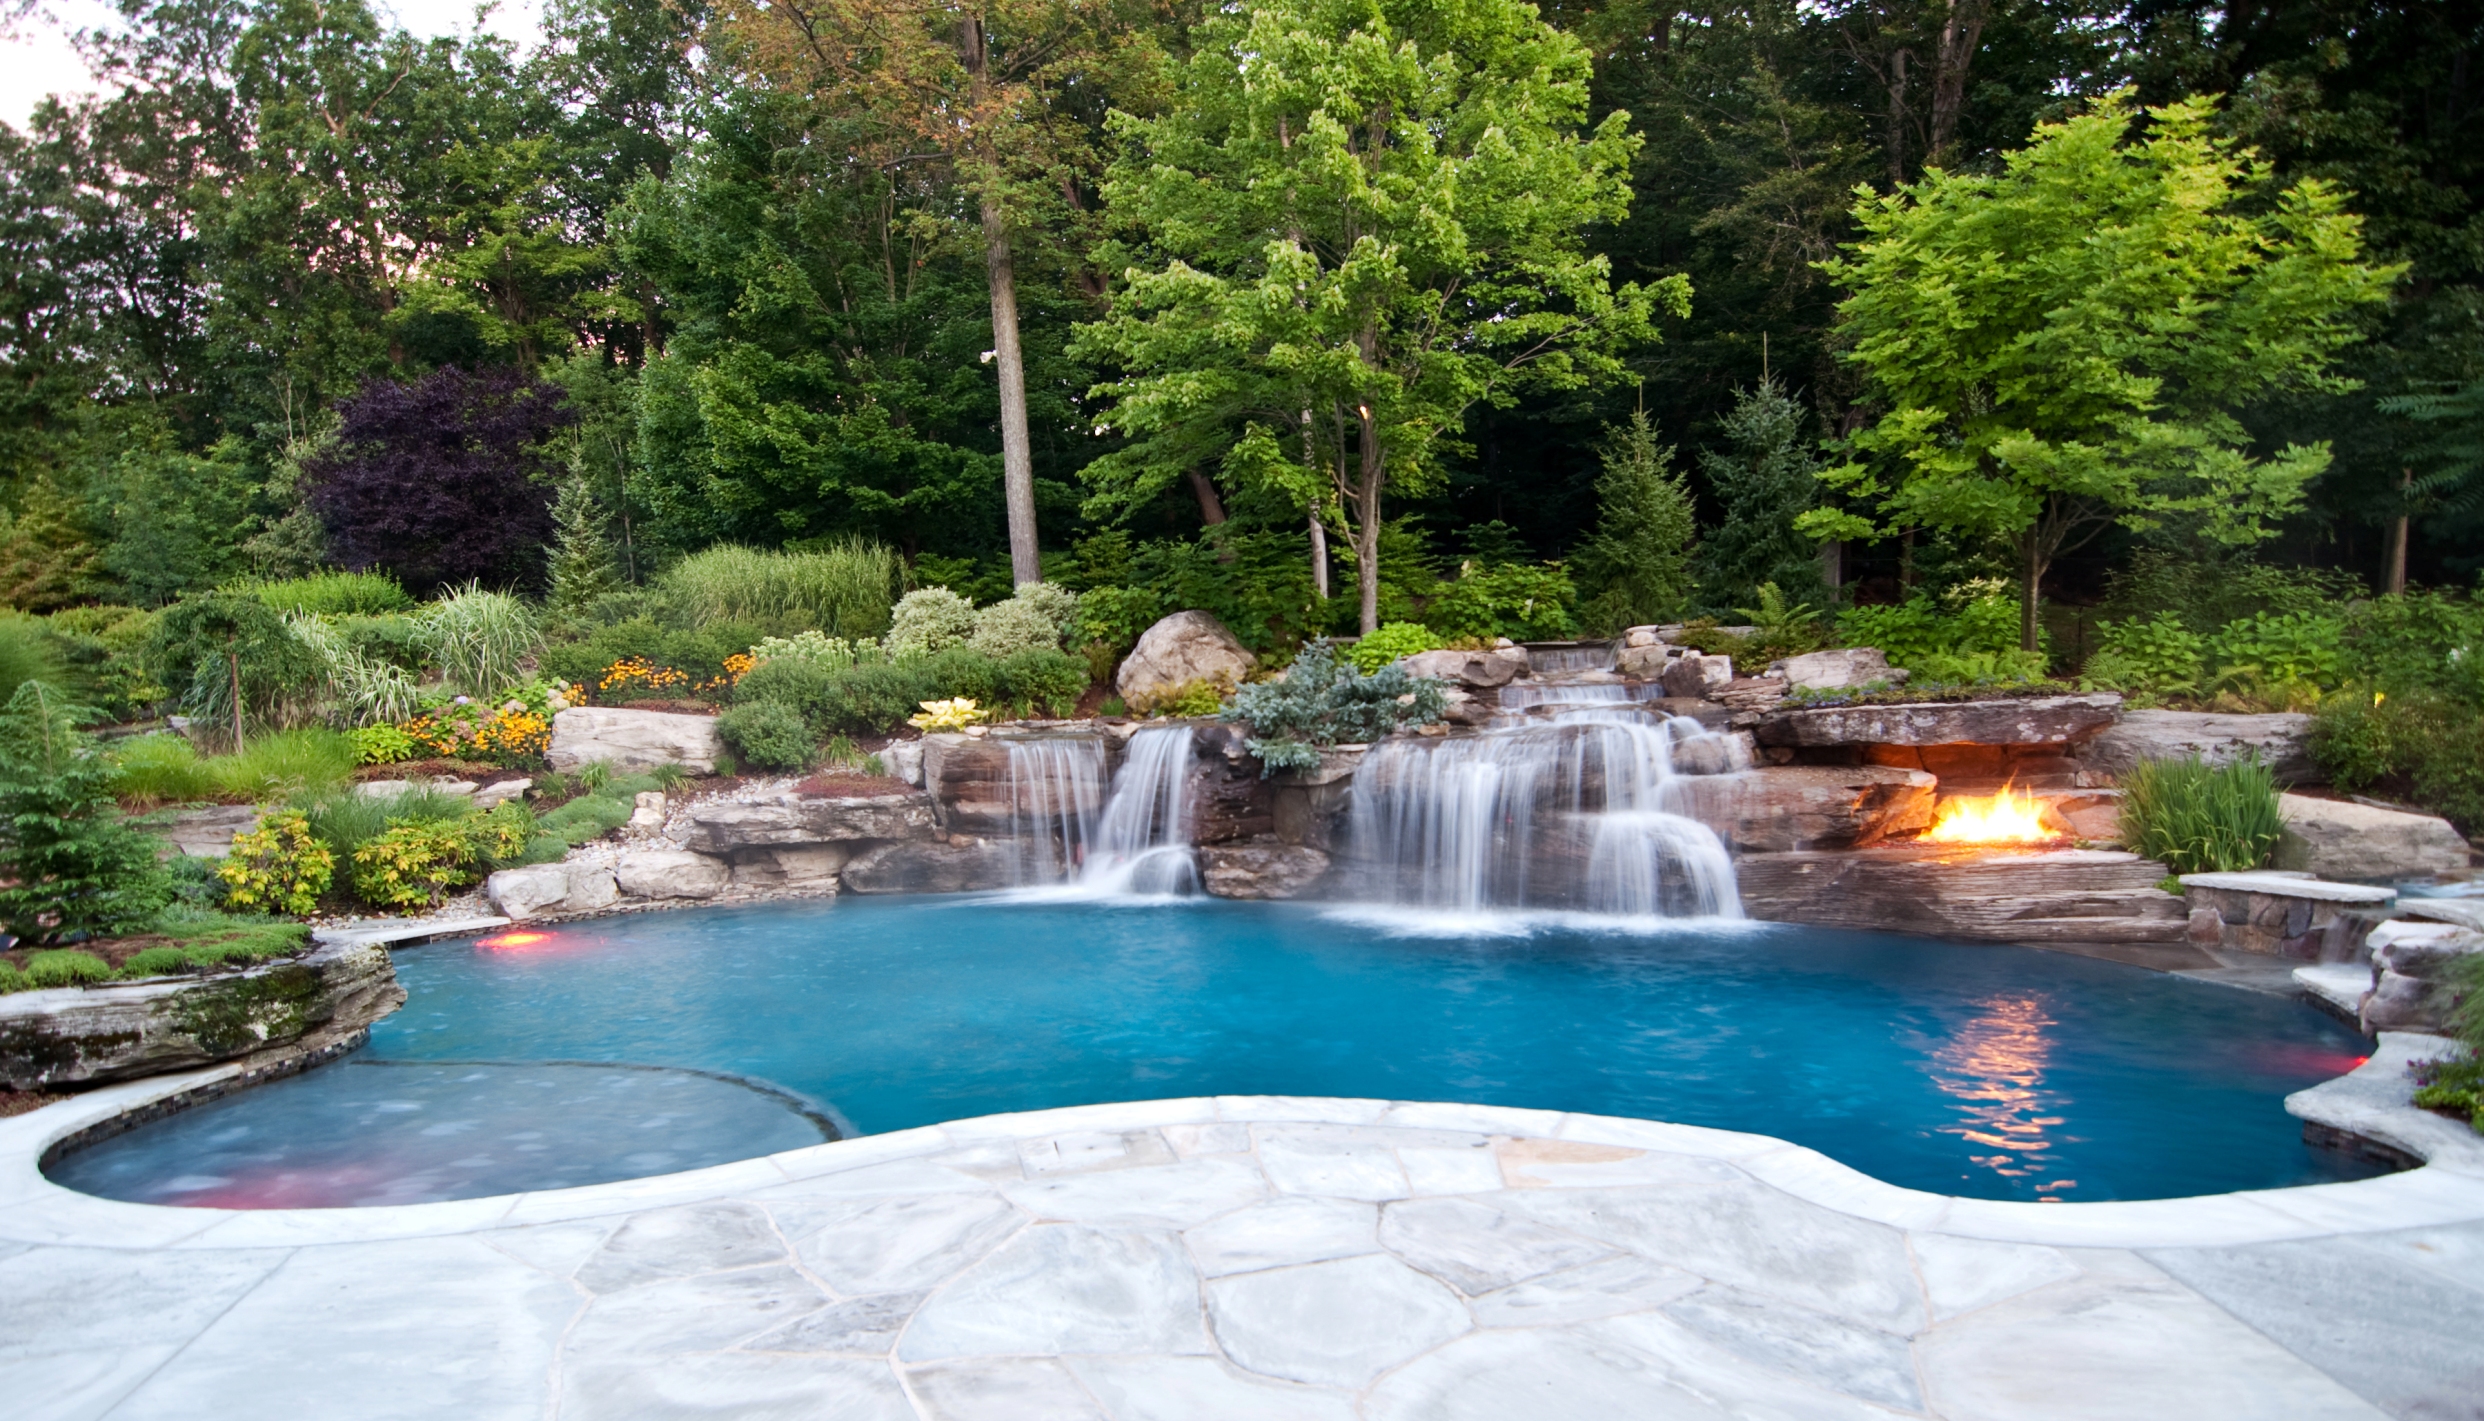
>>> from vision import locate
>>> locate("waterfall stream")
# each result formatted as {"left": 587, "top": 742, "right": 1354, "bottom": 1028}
{"left": 1004, "top": 726, "right": 1199, "bottom": 897}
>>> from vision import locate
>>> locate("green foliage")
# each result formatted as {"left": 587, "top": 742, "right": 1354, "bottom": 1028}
{"left": 242, "top": 571, "right": 414, "bottom": 617}
{"left": 1814, "top": 92, "right": 2399, "bottom": 650}
{"left": 1574, "top": 413, "right": 1695, "bottom": 634}
{"left": 283, "top": 610, "right": 424, "bottom": 727}
{"left": 110, "top": 730, "right": 359, "bottom": 807}
{"left": 654, "top": 541, "right": 902, "bottom": 639}
{"left": 40, "top": 606, "right": 162, "bottom": 723}
{"left": 301, "top": 784, "right": 477, "bottom": 870}
{"left": 2094, "top": 550, "right": 2360, "bottom": 639}
{"left": 0, "top": 614, "right": 68, "bottom": 712}
{"left": 885, "top": 588, "right": 979, "bottom": 657}
{"left": 1129, "top": 530, "right": 1323, "bottom": 653}
{"left": 1226, "top": 642, "right": 1449, "bottom": 774}
{"left": 717, "top": 700, "right": 816, "bottom": 771}
{"left": 2081, "top": 614, "right": 2209, "bottom": 696}
{"left": 1836, "top": 581, "right": 2035, "bottom": 678}
{"left": 2411, "top": 1049, "right": 2484, "bottom": 1134}
{"left": 969, "top": 594, "right": 1071, "bottom": 658}
{"left": 541, "top": 617, "right": 757, "bottom": 691}
{"left": 2337, "top": 591, "right": 2484, "bottom": 705}
{"left": 2206, "top": 611, "right": 2346, "bottom": 697}
{"left": 747, "top": 632, "right": 875, "bottom": 670}
{"left": 1694, "top": 379, "right": 1828, "bottom": 611}
{"left": 1146, "top": 681, "right": 1229, "bottom": 719}
{"left": 1729, "top": 584, "right": 1828, "bottom": 663}
{"left": 217, "top": 810, "right": 336, "bottom": 915}
{"left": 546, "top": 476, "right": 624, "bottom": 618}
{"left": 348, "top": 818, "right": 478, "bottom": 910}
{"left": 2311, "top": 689, "right": 2484, "bottom": 833}
{"left": 2118, "top": 755, "right": 2286, "bottom": 875}
{"left": 987, "top": 650, "right": 1091, "bottom": 719}
{"left": 1009, "top": 583, "right": 1082, "bottom": 646}
{"left": 1428, "top": 563, "right": 1579, "bottom": 643}
{"left": 0, "top": 682, "right": 170, "bottom": 943}
{"left": 1073, "top": 586, "right": 1164, "bottom": 657}
{"left": 531, "top": 771, "right": 662, "bottom": 851}
{"left": 148, "top": 593, "right": 326, "bottom": 746}
{"left": 22, "top": 949, "right": 112, "bottom": 987}
{"left": 1346, "top": 623, "right": 1444, "bottom": 673}
{"left": 420, "top": 584, "right": 541, "bottom": 698}
{"left": 350, "top": 724, "right": 417, "bottom": 764}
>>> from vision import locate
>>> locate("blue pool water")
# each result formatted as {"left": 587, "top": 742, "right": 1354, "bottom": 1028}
{"left": 52, "top": 896, "right": 2385, "bottom": 1207}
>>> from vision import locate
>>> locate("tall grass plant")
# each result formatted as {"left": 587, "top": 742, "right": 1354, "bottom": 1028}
{"left": 2118, "top": 754, "right": 2285, "bottom": 874}
{"left": 657, "top": 542, "right": 901, "bottom": 639}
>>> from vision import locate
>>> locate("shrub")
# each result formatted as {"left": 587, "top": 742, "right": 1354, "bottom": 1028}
{"left": 148, "top": 593, "right": 327, "bottom": 747}
{"left": 915, "top": 645, "right": 1001, "bottom": 707}
{"left": 1728, "top": 583, "right": 1828, "bottom": 663}
{"left": 2118, "top": 754, "right": 2285, "bottom": 874}
{"left": 23, "top": 949, "right": 112, "bottom": 987}
{"left": 0, "top": 682, "right": 171, "bottom": 942}
{"left": 421, "top": 584, "right": 541, "bottom": 698}
{"left": 2208, "top": 610, "right": 2344, "bottom": 696}
{"left": 351, "top": 724, "right": 417, "bottom": 764}
{"left": 303, "top": 784, "right": 475, "bottom": 864}
{"left": 2311, "top": 689, "right": 2484, "bottom": 832}
{"left": 1074, "top": 585, "right": 1165, "bottom": 656}
{"left": 42, "top": 605, "right": 162, "bottom": 722}
{"left": 886, "top": 588, "right": 978, "bottom": 657}
{"left": 656, "top": 541, "right": 902, "bottom": 639}
{"left": 0, "top": 613, "right": 68, "bottom": 710}
{"left": 2338, "top": 590, "right": 2484, "bottom": 704}
{"left": 1225, "top": 641, "right": 1448, "bottom": 774}
{"left": 1146, "top": 680, "right": 1228, "bottom": 718}
{"left": 993, "top": 649, "right": 1089, "bottom": 717}
{"left": 748, "top": 631, "right": 874, "bottom": 670}
{"left": 1837, "top": 579, "right": 2033, "bottom": 674}
{"left": 970, "top": 594, "right": 1070, "bottom": 658}
{"left": 2081, "top": 613, "right": 2208, "bottom": 696}
{"left": 218, "top": 810, "right": 336, "bottom": 915}
{"left": 243, "top": 571, "right": 414, "bottom": 616}
{"left": 1012, "top": 582, "right": 1082, "bottom": 644}
{"left": 1427, "top": 562, "right": 1580, "bottom": 642}
{"left": 285, "top": 611, "right": 423, "bottom": 726}
{"left": 349, "top": 818, "right": 478, "bottom": 909}
{"left": 909, "top": 698, "right": 989, "bottom": 731}
{"left": 470, "top": 802, "right": 536, "bottom": 868}
{"left": 1345, "top": 622, "right": 1442, "bottom": 673}
{"left": 718, "top": 700, "right": 816, "bottom": 770}
{"left": 541, "top": 617, "right": 758, "bottom": 691}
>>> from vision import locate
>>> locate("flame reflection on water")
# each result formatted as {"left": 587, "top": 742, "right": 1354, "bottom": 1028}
{"left": 1929, "top": 994, "right": 2077, "bottom": 1200}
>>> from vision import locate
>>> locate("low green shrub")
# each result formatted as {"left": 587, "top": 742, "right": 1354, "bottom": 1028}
{"left": 533, "top": 771, "right": 660, "bottom": 850}
{"left": 0, "top": 682, "right": 171, "bottom": 943}
{"left": 1345, "top": 622, "right": 1442, "bottom": 673}
{"left": 539, "top": 617, "right": 761, "bottom": 692}
{"left": 990, "top": 649, "right": 1088, "bottom": 717}
{"left": 1073, "top": 585, "right": 1164, "bottom": 657}
{"left": 2339, "top": 590, "right": 2484, "bottom": 704}
{"left": 1426, "top": 562, "right": 1579, "bottom": 642}
{"left": 1226, "top": 641, "right": 1448, "bottom": 774}
{"left": 0, "top": 612, "right": 70, "bottom": 710}
{"left": 2118, "top": 754, "right": 2285, "bottom": 874}
{"left": 218, "top": 810, "right": 336, "bottom": 915}
{"left": 886, "top": 588, "right": 979, "bottom": 657}
{"left": 0, "top": 962, "right": 24, "bottom": 992}
{"left": 349, "top": 818, "right": 478, "bottom": 909}
{"left": 1144, "top": 680, "right": 1228, "bottom": 718}
{"left": 301, "top": 784, "right": 475, "bottom": 865}
{"left": 969, "top": 593, "right": 1072, "bottom": 657}
{"left": 2080, "top": 612, "right": 2208, "bottom": 696}
{"left": 23, "top": 949, "right": 112, "bottom": 987}
{"left": 1837, "top": 579, "right": 2032, "bottom": 674}
{"left": 41, "top": 605, "right": 163, "bottom": 722}
{"left": 350, "top": 724, "right": 417, "bottom": 764}
{"left": 2311, "top": 689, "right": 2484, "bottom": 832}
{"left": 241, "top": 570, "right": 415, "bottom": 616}
{"left": 718, "top": 700, "right": 816, "bottom": 770}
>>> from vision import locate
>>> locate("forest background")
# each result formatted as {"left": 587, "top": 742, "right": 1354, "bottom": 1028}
{"left": 0, "top": 0, "right": 2476, "bottom": 657}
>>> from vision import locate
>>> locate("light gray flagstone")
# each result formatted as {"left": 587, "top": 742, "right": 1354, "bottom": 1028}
{"left": 1002, "top": 1155, "right": 1267, "bottom": 1230}
{"left": 0, "top": 1244, "right": 287, "bottom": 1362}
{"left": 576, "top": 1201, "right": 786, "bottom": 1292}
{"left": 744, "top": 1291, "right": 926, "bottom": 1354}
{"left": 905, "top": 1358, "right": 1108, "bottom": 1420}
{"left": 561, "top": 1351, "right": 913, "bottom": 1421}
{"left": 1163, "top": 1122, "right": 1252, "bottom": 1157}
{"left": 1183, "top": 1195, "right": 1381, "bottom": 1278}
{"left": 1017, "top": 1130, "right": 1176, "bottom": 1176}
{"left": 1466, "top": 1253, "right": 1704, "bottom": 1328}
{"left": 1583, "top": 1311, "right": 1914, "bottom": 1420}
{"left": 1379, "top": 1195, "right": 1614, "bottom": 1295}
{"left": 478, "top": 1219, "right": 619, "bottom": 1280}
{"left": 0, "top": 1343, "right": 184, "bottom": 1421}
{"left": 1397, "top": 1142, "right": 1505, "bottom": 1196}
{"left": 897, "top": 1225, "right": 1208, "bottom": 1361}
{"left": 1663, "top": 1284, "right": 1922, "bottom": 1410}
{"left": 565, "top": 1264, "right": 828, "bottom": 1358}
{"left": 1504, "top": 1181, "right": 1926, "bottom": 1334}
{"left": 1252, "top": 1124, "right": 1412, "bottom": 1201}
{"left": 787, "top": 1194, "right": 1024, "bottom": 1296}
{"left": 1494, "top": 1135, "right": 1749, "bottom": 1189}
{"left": 1908, "top": 1231, "right": 2079, "bottom": 1321}
{"left": 1066, "top": 1354, "right": 1361, "bottom": 1421}
{"left": 1206, "top": 1252, "right": 1471, "bottom": 1388}
{"left": 747, "top": 1157, "right": 993, "bottom": 1201}
{"left": 1362, "top": 1325, "right": 1739, "bottom": 1421}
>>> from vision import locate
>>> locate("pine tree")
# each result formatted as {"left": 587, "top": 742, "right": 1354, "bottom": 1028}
{"left": 1574, "top": 412, "right": 1695, "bottom": 634}
{"left": 547, "top": 474, "right": 622, "bottom": 615}
{"left": 0, "top": 476, "right": 105, "bottom": 612}
{"left": 0, "top": 681, "right": 170, "bottom": 943}
{"left": 1695, "top": 378, "right": 1828, "bottom": 610}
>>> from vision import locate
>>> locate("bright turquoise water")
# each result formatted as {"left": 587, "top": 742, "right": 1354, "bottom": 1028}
{"left": 52, "top": 896, "right": 2385, "bottom": 1207}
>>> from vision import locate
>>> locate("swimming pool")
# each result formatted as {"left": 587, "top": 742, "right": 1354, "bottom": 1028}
{"left": 50, "top": 896, "right": 2384, "bottom": 1207}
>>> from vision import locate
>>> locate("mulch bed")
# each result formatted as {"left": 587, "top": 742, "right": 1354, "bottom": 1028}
{"left": 2, "top": 936, "right": 176, "bottom": 972}
{"left": 351, "top": 759, "right": 531, "bottom": 784}
{"left": 0, "top": 1089, "right": 68, "bottom": 1119}
{"left": 612, "top": 699, "right": 720, "bottom": 716}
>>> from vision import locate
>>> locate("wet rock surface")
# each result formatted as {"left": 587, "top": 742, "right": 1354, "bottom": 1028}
{"left": 1738, "top": 846, "right": 2191, "bottom": 945}
{"left": 841, "top": 840, "right": 1020, "bottom": 894}
{"left": 1665, "top": 766, "right": 1937, "bottom": 853}
{"left": 1199, "top": 840, "right": 1332, "bottom": 899}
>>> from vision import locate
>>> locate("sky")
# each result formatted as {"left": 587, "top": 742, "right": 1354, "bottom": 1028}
{"left": 0, "top": 0, "right": 543, "bottom": 130}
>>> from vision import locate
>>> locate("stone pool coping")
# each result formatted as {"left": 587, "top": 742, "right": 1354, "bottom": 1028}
{"left": 6, "top": 1048, "right": 2481, "bottom": 1254}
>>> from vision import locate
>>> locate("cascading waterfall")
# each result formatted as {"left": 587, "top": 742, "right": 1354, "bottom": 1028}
{"left": 1003, "top": 726, "right": 1199, "bottom": 896}
{"left": 1346, "top": 711, "right": 1743, "bottom": 918}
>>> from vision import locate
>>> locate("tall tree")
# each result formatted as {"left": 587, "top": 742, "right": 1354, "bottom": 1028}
{"left": 1808, "top": 92, "right": 2398, "bottom": 650}
{"left": 1078, "top": 0, "right": 1681, "bottom": 633}
{"left": 1694, "top": 377, "right": 1827, "bottom": 609}
{"left": 1574, "top": 410, "right": 1695, "bottom": 631}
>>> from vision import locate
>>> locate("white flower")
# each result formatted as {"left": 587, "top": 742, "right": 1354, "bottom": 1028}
{"left": 980, "top": 350, "right": 997, "bottom": 364}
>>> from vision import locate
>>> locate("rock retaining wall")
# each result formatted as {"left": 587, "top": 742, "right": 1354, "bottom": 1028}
{"left": 1738, "top": 847, "right": 2191, "bottom": 945}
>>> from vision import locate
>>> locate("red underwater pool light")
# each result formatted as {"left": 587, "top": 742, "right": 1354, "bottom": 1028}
{"left": 478, "top": 930, "right": 555, "bottom": 951}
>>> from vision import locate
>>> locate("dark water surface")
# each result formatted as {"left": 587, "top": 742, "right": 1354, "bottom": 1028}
{"left": 51, "top": 896, "right": 2385, "bottom": 1207}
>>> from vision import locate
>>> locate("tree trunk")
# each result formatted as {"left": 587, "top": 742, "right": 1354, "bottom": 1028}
{"left": 2384, "top": 467, "right": 2410, "bottom": 594}
{"left": 1355, "top": 403, "right": 1384, "bottom": 634}
{"left": 1821, "top": 539, "right": 1842, "bottom": 597}
{"left": 981, "top": 190, "right": 1041, "bottom": 587}
{"left": 1184, "top": 469, "right": 1227, "bottom": 525}
{"left": 228, "top": 649, "right": 246, "bottom": 753}
{"left": 1883, "top": 45, "right": 1911, "bottom": 185}
{"left": 1926, "top": 0, "right": 1985, "bottom": 169}
{"left": 2019, "top": 534, "right": 2043, "bottom": 654}
{"left": 1308, "top": 509, "right": 1330, "bottom": 600}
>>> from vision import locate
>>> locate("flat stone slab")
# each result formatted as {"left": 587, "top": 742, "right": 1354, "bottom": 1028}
{"left": 2180, "top": 872, "right": 2396, "bottom": 904}
{"left": 2401, "top": 897, "right": 2484, "bottom": 931}
{"left": 2292, "top": 964, "right": 2368, "bottom": 1015}
{"left": 1739, "top": 846, "right": 2191, "bottom": 945}
{"left": 2, "top": 1083, "right": 2477, "bottom": 1419}
{"left": 2275, "top": 794, "right": 2471, "bottom": 881}
{"left": 1752, "top": 693, "right": 2122, "bottom": 749}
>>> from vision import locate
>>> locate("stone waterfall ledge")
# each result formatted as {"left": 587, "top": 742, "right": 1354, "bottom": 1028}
{"left": 2287, "top": 1031, "right": 2484, "bottom": 1177}
{"left": 1737, "top": 846, "right": 2191, "bottom": 945}
{"left": 1751, "top": 692, "right": 2123, "bottom": 750}
{"left": 3, "top": 1087, "right": 2480, "bottom": 1418}
{"left": 0, "top": 937, "right": 405, "bottom": 1090}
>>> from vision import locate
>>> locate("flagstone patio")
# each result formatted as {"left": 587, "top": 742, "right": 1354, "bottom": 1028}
{"left": 4, "top": 1061, "right": 2481, "bottom": 1420}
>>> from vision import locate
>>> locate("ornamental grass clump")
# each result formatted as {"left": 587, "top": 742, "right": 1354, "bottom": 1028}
{"left": 2117, "top": 753, "right": 2285, "bottom": 875}
{"left": 657, "top": 541, "right": 901, "bottom": 639}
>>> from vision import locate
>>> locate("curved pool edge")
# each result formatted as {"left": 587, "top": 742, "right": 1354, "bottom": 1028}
{"left": 4, "top": 1046, "right": 2480, "bottom": 1254}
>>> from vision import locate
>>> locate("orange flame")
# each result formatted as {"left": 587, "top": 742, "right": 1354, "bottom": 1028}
{"left": 1923, "top": 786, "right": 2057, "bottom": 844}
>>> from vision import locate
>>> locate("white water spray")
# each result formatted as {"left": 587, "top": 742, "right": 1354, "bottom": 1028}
{"left": 1003, "top": 726, "right": 1199, "bottom": 897}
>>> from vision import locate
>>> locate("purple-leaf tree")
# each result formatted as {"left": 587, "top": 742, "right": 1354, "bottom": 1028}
{"left": 308, "top": 366, "right": 572, "bottom": 594}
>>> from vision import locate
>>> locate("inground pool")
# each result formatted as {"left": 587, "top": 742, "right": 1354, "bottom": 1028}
{"left": 49, "top": 896, "right": 2386, "bottom": 1208}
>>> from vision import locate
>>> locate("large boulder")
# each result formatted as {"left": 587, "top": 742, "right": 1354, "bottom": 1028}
{"left": 156, "top": 804, "right": 261, "bottom": 858}
{"left": 485, "top": 862, "right": 621, "bottom": 919}
{"left": 1752, "top": 693, "right": 2122, "bottom": 749}
{"left": 841, "top": 839, "right": 1019, "bottom": 894}
{"left": 1664, "top": 765, "right": 1936, "bottom": 853}
{"left": 1116, "top": 611, "right": 1256, "bottom": 712}
{"left": 0, "top": 938, "right": 404, "bottom": 1090}
{"left": 614, "top": 848, "right": 731, "bottom": 899}
{"left": 549, "top": 707, "right": 725, "bottom": 775}
{"left": 1768, "top": 647, "right": 1898, "bottom": 692}
{"left": 680, "top": 792, "right": 939, "bottom": 855}
{"left": 1614, "top": 643, "right": 1676, "bottom": 679}
{"left": 1399, "top": 648, "right": 1525, "bottom": 689}
{"left": 1200, "top": 840, "right": 1331, "bottom": 899}
{"left": 2360, "top": 918, "right": 2484, "bottom": 1033}
{"left": 1659, "top": 653, "right": 1733, "bottom": 699}
{"left": 728, "top": 845, "right": 852, "bottom": 891}
{"left": 2080, "top": 710, "right": 2317, "bottom": 785}
{"left": 2273, "top": 794, "right": 2469, "bottom": 880}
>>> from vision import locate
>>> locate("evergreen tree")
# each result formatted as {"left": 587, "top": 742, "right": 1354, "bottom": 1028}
{"left": 547, "top": 474, "right": 623, "bottom": 615}
{"left": 1574, "top": 412, "right": 1695, "bottom": 634}
{"left": 0, "top": 475, "right": 105, "bottom": 612}
{"left": 0, "top": 681, "right": 169, "bottom": 943}
{"left": 1695, "top": 379, "right": 1828, "bottom": 610}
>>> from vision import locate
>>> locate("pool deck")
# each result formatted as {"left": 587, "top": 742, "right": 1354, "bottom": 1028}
{"left": 4, "top": 1052, "right": 2482, "bottom": 1420}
